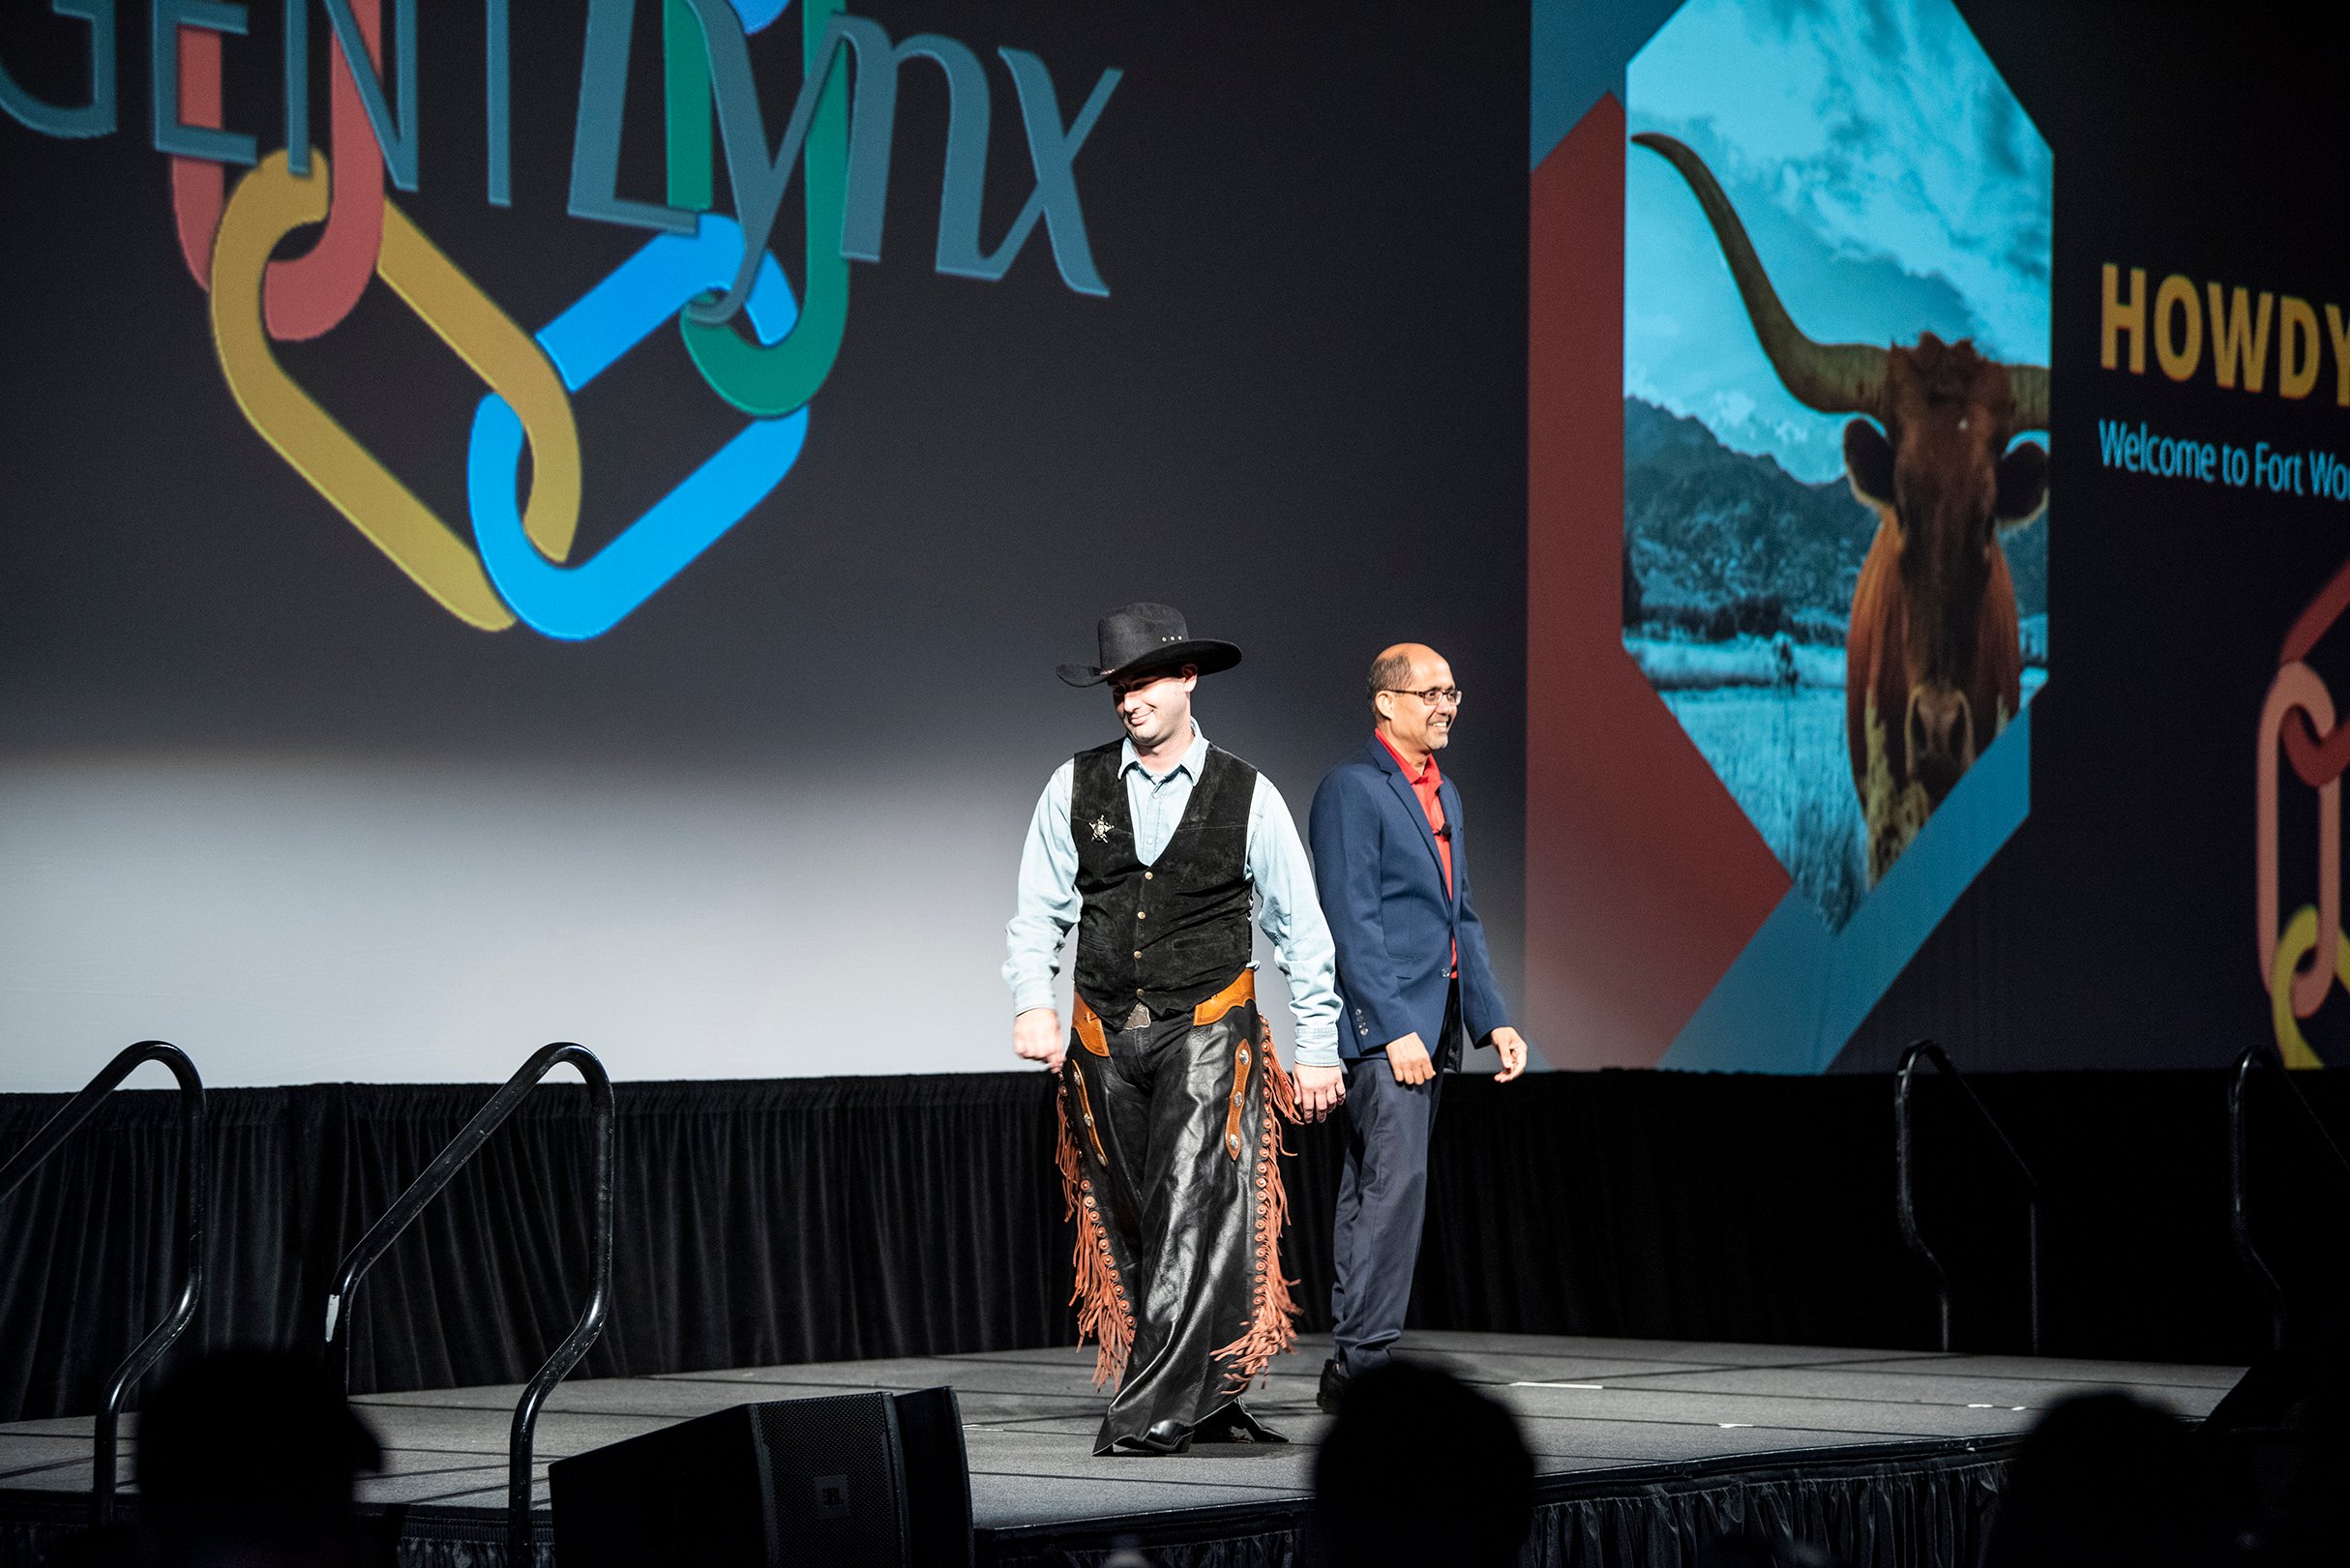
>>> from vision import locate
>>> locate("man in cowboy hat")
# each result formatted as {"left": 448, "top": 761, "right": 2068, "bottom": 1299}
{"left": 1005, "top": 602, "right": 1347, "bottom": 1455}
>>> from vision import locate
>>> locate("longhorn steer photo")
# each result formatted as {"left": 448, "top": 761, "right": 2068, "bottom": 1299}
{"left": 1632, "top": 132, "right": 2050, "bottom": 882}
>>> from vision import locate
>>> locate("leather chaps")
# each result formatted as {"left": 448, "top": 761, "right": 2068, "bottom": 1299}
{"left": 1056, "top": 969, "right": 1299, "bottom": 1454}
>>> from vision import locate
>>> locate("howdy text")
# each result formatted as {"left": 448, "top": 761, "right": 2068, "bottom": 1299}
{"left": 2100, "top": 263, "right": 2350, "bottom": 405}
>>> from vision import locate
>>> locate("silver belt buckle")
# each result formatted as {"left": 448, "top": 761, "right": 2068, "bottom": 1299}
{"left": 1123, "top": 1001, "right": 1153, "bottom": 1031}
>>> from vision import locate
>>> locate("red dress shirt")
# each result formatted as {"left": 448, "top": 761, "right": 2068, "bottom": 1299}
{"left": 1376, "top": 731, "right": 1458, "bottom": 980}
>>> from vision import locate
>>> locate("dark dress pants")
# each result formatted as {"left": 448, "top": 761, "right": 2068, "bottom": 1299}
{"left": 1328, "top": 984, "right": 1458, "bottom": 1373}
{"left": 1061, "top": 999, "right": 1285, "bottom": 1453}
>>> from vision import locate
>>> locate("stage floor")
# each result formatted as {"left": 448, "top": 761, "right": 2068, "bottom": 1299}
{"left": 0, "top": 1332, "right": 2245, "bottom": 1561}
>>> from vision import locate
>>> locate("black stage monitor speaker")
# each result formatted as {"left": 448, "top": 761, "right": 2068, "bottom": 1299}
{"left": 548, "top": 1386, "right": 972, "bottom": 1568}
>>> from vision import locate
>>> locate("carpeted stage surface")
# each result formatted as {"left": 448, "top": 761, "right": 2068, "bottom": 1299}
{"left": 0, "top": 1331, "right": 2242, "bottom": 1567}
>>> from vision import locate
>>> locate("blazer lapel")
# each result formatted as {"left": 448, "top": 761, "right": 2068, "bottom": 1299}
{"left": 1373, "top": 740, "right": 1450, "bottom": 902}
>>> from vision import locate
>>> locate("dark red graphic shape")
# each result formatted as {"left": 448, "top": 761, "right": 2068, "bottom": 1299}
{"left": 1524, "top": 93, "right": 1790, "bottom": 1069}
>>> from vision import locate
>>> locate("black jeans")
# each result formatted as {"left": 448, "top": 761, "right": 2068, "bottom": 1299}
{"left": 1058, "top": 995, "right": 1293, "bottom": 1452}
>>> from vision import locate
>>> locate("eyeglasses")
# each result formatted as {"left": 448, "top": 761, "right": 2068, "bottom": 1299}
{"left": 1382, "top": 687, "right": 1464, "bottom": 707}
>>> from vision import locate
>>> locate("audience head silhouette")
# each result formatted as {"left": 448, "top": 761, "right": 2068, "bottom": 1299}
{"left": 1304, "top": 1361, "right": 1532, "bottom": 1568}
{"left": 135, "top": 1348, "right": 382, "bottom": 1567}
{"left": 1981, "top": 1390, "right": 2237, "bottom": 1568}
{"left": 2197, "top": 1311, "right": 2350, "bottom": 1566}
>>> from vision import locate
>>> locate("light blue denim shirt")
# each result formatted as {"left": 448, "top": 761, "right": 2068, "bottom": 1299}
{"left": 1004, "top": 723, "right": 1342, "bottom": 1065}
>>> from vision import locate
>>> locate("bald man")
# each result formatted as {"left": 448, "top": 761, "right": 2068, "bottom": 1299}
{"left": 1307, "top": 644, "right": 1529, "bottom": 1408}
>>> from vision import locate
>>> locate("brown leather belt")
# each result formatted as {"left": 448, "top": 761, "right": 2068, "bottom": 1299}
{"left": 1074, "top": 969, "right": 1257, "bottom": 1052}
{"left": 1193, "top": 968, "right": 1256, "bottom": 1026}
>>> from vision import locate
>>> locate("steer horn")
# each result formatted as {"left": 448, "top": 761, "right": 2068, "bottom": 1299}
{"left": 1634, "top": 133, "right": 1888, "bottom": 416}
{"left": 1634, "top": 132, "right": 2051, "bottom": 434}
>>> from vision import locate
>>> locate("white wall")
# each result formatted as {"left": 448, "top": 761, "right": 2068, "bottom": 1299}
{"left": 0, "top": 754, "right": 1325, "bottom": 1090}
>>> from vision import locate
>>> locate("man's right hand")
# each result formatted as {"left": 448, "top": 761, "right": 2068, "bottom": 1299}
{"left": 1013, "top": 1007, "right": 1066, "bottom": 1072}
{"left": 1383, "top": 1032, "right": 1435, "bottom": 1085}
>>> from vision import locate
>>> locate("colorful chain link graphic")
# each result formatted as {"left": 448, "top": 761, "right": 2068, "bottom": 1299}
{"left": 468, "top": 218, "right": 808, "bottom": 639}
{"left": 173, "top": 0, "right": 384, "bottom": 339}
{"left": 213, "top": 149, "right": 582, "bottom": 631}
{"left": 185, "top": 0, "right": 828, "bottom": 635}
{"left": 669, "top": 0, "right": 852, "bottom": 418}
{"left": 2254, "top": 561, "right": 2350, "bottom": 1068}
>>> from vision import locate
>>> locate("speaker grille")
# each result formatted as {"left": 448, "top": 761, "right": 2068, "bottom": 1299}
{"left": 749, "top": 1392, "right": 911, "bottom": 1566}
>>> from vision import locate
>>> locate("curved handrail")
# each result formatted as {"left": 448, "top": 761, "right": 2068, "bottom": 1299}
{"left": 321, "top": 1043, "right": 614, "bottom": 1567}
{"left": 1893, "top": 1040, "right": 2040, "bottom": 1353}
{"left": 0, "top": 1041, "right": 206, "bottom": 1527}
{"left": 2228, "top": 1040, "right": 2350, "bottom": 1351}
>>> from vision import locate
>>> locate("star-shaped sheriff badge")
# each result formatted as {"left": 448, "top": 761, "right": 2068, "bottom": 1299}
{"left": 1088, "top": 814, "right": 1116, "bottom": 842}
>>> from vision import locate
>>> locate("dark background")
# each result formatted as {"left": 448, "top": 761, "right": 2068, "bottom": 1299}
{"left": 1829, "top": 0, "right": 2350, "bottom": 1070}
{"left": 0, "top": 0, "right": 1530, "bottom": 762}
{"left": 15, "top": 1, "right": 2349, "bottom": 1080}
{"left": 0, "top": 0, "right": 1529, "bottom": 1085}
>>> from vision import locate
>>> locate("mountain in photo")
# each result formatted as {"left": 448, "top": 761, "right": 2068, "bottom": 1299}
{"left": 1623, "top": 397, "right": 2047, "bottom": 632}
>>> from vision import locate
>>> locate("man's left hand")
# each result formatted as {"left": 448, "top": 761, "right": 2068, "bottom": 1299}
{"left": 1294, "top": 1062, "right": 1346, "bottom": 1122}
{"left": 1487, "top": 1027, "right": 1530, "bottom": 1082}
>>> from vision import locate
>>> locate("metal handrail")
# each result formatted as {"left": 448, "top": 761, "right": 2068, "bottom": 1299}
{"left": 322, "top": 1043, "right": 614, "bottom": 1568}
{"left": 0, "top": 1042, "right": 207, "bottom": 1527}
{"left": 2228, "top": 1040, "right": 2350, "bottom": 1351}
{"left": 1893, "top": 1040, "right": 2040, "bottom": 1353}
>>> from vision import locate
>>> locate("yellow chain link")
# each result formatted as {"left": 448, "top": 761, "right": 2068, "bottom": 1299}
{"left": 2267, "top": 904, "right": 2335, "bottom": 1069}
{"left": 209, "top": 151, "right": 581, "bottom": 630}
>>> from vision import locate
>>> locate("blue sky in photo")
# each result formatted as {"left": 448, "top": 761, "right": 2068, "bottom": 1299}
{"left": 1625, "top": 0, "right": 2051, "bottom": 484}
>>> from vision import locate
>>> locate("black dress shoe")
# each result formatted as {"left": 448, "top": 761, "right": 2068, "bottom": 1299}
{"left": 1317, "top": 1357, "right": 1350, "bottom": 1413}
{"left": 1193, "top": 1401, "right": 1289, "bottom": 1444}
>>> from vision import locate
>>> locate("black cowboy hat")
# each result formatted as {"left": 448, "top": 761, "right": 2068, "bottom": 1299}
{"left": 1056, "top": 602, "right": 1243, "bottom": 687}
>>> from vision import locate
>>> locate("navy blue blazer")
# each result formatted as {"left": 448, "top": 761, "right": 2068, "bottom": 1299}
{"left": 1308, "top": 736, "right": 1509, "bottom": 1062}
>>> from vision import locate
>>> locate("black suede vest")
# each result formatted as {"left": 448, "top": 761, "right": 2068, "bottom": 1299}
{"left": 1070, "top": 738, "right": 1257, "bottom": 1022}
